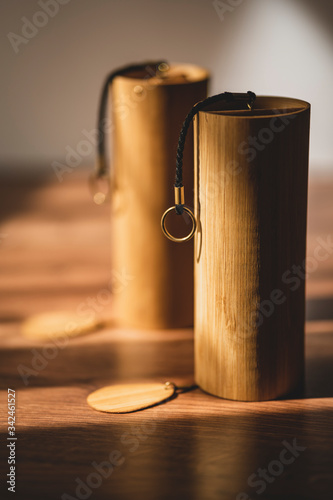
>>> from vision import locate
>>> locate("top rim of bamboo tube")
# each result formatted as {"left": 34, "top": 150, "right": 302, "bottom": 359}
{"left": 202, "top": 96, "right": 310, "bottom": 118}
{"left": 113, "top": 63, "right": 210, "bottom": 86}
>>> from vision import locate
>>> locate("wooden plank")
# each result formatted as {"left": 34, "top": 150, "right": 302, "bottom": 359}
{"left": 0, "top": 169, "right": 332, "bottom": 500}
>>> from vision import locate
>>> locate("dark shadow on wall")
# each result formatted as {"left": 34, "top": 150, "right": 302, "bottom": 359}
{"left": 295, "top": 0, "right": 333, "bottom": 39}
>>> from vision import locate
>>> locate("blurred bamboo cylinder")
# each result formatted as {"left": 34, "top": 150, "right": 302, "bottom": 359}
{"left": 194, "top": 96, "right": 310, "bottom": 401}
{"left": 111, "top": 64, "right": 209, "bottom": 329}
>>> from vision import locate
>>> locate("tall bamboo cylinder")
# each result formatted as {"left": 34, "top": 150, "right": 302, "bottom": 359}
{"left": 111, "top": 64, "right": 209, "bottom": 329}
{"left": 194, "top": 96, "right": 310, "bottom": 401}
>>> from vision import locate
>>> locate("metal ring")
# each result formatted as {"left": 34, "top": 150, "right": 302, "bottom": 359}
{"left": 89, "top": 173, "right": 110, "bottom": 205}
{"left": 161, "top": 206, "right": 197, "bottom": 243}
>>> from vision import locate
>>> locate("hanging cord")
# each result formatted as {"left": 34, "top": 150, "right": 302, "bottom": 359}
{"left": 90, "top": 60, "right": 169, "bottom": 204}
{"left": 161, "top": 90, "right": 256, "bottom": 241}
{"left": 164, "top": 381, "right": 198, "bottom": 394}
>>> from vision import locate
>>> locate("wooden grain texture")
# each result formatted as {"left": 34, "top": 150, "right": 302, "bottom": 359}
{"left": 111, "top": 64, "right": 209, "bottom": 329}
{"left": 0, "top": 170, "right": 332, "bottom": 500}
{"left": 194, "top": 97, "right": 310, "bottom": 401}
{"left": 87, "top": 382, "right": 175, "bottom": 413}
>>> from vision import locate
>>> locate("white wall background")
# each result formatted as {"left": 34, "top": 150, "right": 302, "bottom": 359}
{"left": 0, "top": 0, "right": 332, "bottom": 174}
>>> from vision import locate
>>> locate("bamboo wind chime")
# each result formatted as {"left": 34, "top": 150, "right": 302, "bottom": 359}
{"left": 91, "top": 61, "right": 209, "bottom": 329}
{"left": 162, "top": 93, "right": 310, "bottom": 402}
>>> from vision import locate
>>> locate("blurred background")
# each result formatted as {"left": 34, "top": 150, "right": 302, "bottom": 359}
{"left": 0, "top": 0, "right": 332, "bottom": 177}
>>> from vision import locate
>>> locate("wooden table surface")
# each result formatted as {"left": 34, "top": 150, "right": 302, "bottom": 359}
{"left": 0, "top": 169, "right": 333, "bottom": 500}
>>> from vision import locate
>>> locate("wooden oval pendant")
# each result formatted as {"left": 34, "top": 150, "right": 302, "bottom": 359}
{"left": 87, "top": 382, "right": 176, "bottom": 413}
{"left": 21, "top": 311, "right": 102, "bottom": 341}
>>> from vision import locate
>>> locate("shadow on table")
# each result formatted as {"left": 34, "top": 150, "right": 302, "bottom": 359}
{"left": 0, "top": 326, "right": 333, "bottom": 399}
{"left": 2, "top": 405, "right": 333, "bottom": 500}
{"left": 0, "top": 165, "right": 55, "bottom": 224}
{"left": 0, "top": 333, "right": 194, "bottom": 391}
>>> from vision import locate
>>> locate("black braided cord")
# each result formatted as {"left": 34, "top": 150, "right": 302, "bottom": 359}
{"left": 96, "top": 60, "right": 168, "bottom": 178}
{"left": 174, "top": 90, "right": 256, "bottom": 214}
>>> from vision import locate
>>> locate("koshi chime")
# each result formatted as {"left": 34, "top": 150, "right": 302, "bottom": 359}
{"left": 93, "top": 62, "right": 209, "bottom": 329}
{"left": 162, "top": 94, "right": 310, "bottom": 401}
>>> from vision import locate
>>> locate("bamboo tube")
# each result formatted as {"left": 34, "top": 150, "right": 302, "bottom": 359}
{"left": 194, "top": 96, "right": 310, "bottom": 401}
{"left": 111, "top": 64, "right": 209, "bottom": 329}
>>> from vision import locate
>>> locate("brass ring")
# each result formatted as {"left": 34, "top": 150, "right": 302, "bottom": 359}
{"left": 161, "top": 206, "right": 197, "bottom": 243}
{"left": 89, "top": 173, "right": 110, "bottom": 205}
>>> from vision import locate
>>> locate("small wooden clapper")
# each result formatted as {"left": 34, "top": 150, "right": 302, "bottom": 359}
{"left": 21, "top": 311, "right": 103, "bottom": 341}
{"left": 87, "top": 382, "right": 188, "bottom": 414}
